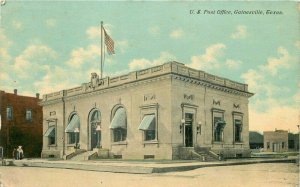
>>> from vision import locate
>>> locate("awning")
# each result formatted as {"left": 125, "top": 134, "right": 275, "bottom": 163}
{"left": 138, "top": 114, "right": 155, "bottom": 131}
{"left": 44, "top": 126, "right": 55, "bottom": 137}
{"left": 214, "top": 120, "right": 226, "bottom": 130}
{"left": 235, "top": 120, "right": 242, "bottom": 125}
{"left": 216, "top": 120, "right": 226, "bottom": 125}
{"left": 91, "top": 111, "right": 101, "bottom": 123}
{"left": 110, "top": 108, "right": 126, "bottom": 129}
{"left": 65, "top": 115, "right": 80, "bottom": 132}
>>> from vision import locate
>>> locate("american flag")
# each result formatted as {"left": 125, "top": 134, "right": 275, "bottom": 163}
{"left": 103, "top": 29, "right": 115, "bottom": 55}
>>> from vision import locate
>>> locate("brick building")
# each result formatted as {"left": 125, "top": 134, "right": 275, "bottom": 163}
{"left": 0, "top": 89, "right": 43, "bottom": 158}
{"left": 264, "top": 130, "right": 288, "bottom": 152}
{"left": 41, "top": 61, "right": 253, "bottom": 160}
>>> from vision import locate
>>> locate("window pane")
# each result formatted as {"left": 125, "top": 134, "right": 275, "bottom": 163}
{"left": 68, "top": 132, "right": 77, "bottom": 144}
{"left": 113, "top": 128, "right": 127, "bottom": 142}
{"left": 6, "top": 107, "right": 12, "bottom": 120}
{"left": 145, "top": 130, "right": 155, "bottom": 141}
{"left": 214, "top": 117, "right": 223, "bottom": 141}
{"left": 49, "top": 128, "right": 56, "bottom": 145}
{"left": 26, "top": 110, "right": 32, "bottom": 120}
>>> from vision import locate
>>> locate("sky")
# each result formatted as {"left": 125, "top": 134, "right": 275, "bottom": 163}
{"left": 0, "top": 1, "right": 299, "bottom": 133}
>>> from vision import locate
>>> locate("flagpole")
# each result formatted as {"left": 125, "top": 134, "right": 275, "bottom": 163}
{"left": 100, "top": 21, "right": 103, "bottom": 79}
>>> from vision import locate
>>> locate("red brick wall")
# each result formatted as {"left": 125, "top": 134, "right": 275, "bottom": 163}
{"left": 0, "top": 91, "right": 43, "bottom": 158}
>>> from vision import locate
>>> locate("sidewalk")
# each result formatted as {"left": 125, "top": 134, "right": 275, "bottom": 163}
{"left": 2, "top": 156, "right": 298, "bottom": 174}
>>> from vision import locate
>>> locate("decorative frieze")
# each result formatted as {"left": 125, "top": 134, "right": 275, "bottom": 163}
{"left": 144, "top": 93, "right": 156, "bottom": 101}
{"left": 233, "top": 104, "right": 240, "bottom": 109}
{"left": 50, "top": 111, "right": 56, "bottom": 116}
{"left": 184, "top": 94, "right": 194, "bottom": 100}
{"left": 213, "top": 99, "right": 221, "bottom": 106}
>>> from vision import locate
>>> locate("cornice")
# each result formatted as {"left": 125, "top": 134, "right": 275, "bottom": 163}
{"left": 64, "top": 74, "right": 172, "bottom": 102}
{"left": 172, "top": 74, "right": 254, "bottom": 98}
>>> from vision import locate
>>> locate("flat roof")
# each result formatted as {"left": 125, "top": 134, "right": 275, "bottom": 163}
{"left": 42, "top": 61, "right": 254, "bottom": 103}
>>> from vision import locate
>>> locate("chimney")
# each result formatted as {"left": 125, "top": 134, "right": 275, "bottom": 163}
{"left": 36, "top": 93, "right": 40, "bottom": 99}
{"left": 14, "top": 89, "right": 17, "bottom": 95}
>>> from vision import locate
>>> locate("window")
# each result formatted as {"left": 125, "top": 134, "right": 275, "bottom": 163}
{"left": 138, "top": 114, "right": 156, "bottom": 141}
{"left": 113, "top": 128, "right": 127, "bottom": 142}
{"left": 26, "top": 109, "right": 32, "bottom": 121}
{"left": 282, "top": 142, "right": 285, "bottom": 149}
{"left": 65, "top": 114, "right": 80, "bottom": 144}
{"left": 110, "top": 107, "right": 127, "bottom": 142}
{"left": 234, "top": 119, "right": 242, "bottom": 142}
{"left": 214, "top": 117, "right": 226, "bottom": 142}
{"left": 6, "top": 107, "right": 13, "bottom": 120}
{"left": 267, "top": 142, "right": 270, "bottom": 149}
{"left": 44, "top": 121, "right": 56, "bottom": 146}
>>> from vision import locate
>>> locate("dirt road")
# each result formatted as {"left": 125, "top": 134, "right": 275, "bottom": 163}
{"left": 0, "top": 163, "right": 298, "bottom": 187}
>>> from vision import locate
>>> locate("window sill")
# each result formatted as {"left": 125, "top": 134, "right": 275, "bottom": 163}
{"left": 143, "top": 140, "right": 159, "bottom": 144}
{"left": 111, "top": 141, "right": 128, "bottom": 145}
{"left": 213, "top": 141, "right": 224, "bottom": 144}
{"left": 48, "top": 144, "right": 57, "bottom": 147}
{"left": 234, "top": 142, "right": 244, "bottom": 144}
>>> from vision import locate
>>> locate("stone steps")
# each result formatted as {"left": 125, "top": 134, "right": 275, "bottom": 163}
{"left": 70, "top": 150, "right": 97, "bottom": 161}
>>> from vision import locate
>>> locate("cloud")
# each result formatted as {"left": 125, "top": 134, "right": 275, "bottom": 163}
{"left": 0, "top": 72, "right": 9, "bottom": 81}
{"left": 86, "top": 24, "right": 113, "bottom": 40}
{"left": 241, "top": 69, "right": 264, "bottom": 92}
{"left": 169, "top": 29, "right": 184, "bottom": 39}
{"left": 33, "top": 66, "right": 77, "bottom": 95}
{"left": 46, "top": 18, "right": 56, "bottom": 28}
{"left": 86, "top": 26, "right": 101, "bottom": 39}
{"left": 116, "top": 40, "right": 128, "bottom": 54}
{"left": 149, "top": 26, "right": 160, "bottom": 36}
{"left": 188, "top": 43, "right": 226, "bottom": 70}
{"left": 231, "top": 25, "right": 247, "bottom": 39}
{"left": 295, "top": 40, "right": 300, "bottom": 49}
{"left": 0, "top": 48, "right": 11, "bottom": 64}
{"left": 0, "top": 29, "right": 13, "bottom": 86}
{"left": 249, "top": 105, "right": 299, "bottom": 133}
{"left": 261, "top": 47, "right": 291, "bottom": 76}
{"left": 12, "top": 20, "right": 23, "bottom": 30}
{"left": 0, "top": 28, "right": 13, "bottom": 48}
{"left": 225, "top": 59, "right": 243, "bottom": 70}
{"left": 66, "top": 44, "right": 101, "bottom": 69}
{"left": 13, "top": 44, "right": 57, "bottom": 78}
{"left": 129, "top": 52, "right": 176, "bottom": 71}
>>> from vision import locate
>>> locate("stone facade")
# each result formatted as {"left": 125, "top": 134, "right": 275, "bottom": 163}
{"left": 41, "top": 61, "right": 253, "bottom": 159}
{"left": 0, "top": 90, "right": 43, "bottom": 158}
{"left": 264, "top": 130, "right": 288, "bottom": 152}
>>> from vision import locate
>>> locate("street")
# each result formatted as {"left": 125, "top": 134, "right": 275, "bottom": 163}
{"left": 0, "top": 163, "right": 298, "bottom": 187}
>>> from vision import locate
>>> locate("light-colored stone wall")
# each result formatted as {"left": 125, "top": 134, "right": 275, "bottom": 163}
{"left": 170, "top": 74, "right": 250, "bottom": 158}
{"left": 41, "top": 61, "right": 253, "bottom": 159}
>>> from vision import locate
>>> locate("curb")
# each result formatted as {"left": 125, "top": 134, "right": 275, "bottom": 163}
{"left": 2, "top": 158, "right": 298, "bottom": 174}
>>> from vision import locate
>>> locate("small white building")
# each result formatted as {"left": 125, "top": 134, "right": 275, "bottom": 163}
{"left": 41, "top": 61, "right": 253, "bottom": 160}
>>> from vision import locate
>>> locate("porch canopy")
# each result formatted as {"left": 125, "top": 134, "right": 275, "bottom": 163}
{"left": 235, "top": 120, "right": 242, "bottom": 125}
{"left": 214, "top": 120, "right": 226, "bottom": 130}
{"left": 44, "top": 126, "right": 55, "bottom": 137}
{"left": 138, "top": 114, "right": 155, "bottom": 131}
{"left": 110, "top": 108, "right": 126, "bottom": 129}
{"left": 65, "top": 115, "right": 80, "bottom": 132}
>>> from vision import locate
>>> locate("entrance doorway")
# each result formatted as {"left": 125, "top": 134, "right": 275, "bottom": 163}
{"left": 89, "top": 110, "right": 101, "bottom": 150}
{"left": 184, "top": 113, "right": 193, "bottom": 147}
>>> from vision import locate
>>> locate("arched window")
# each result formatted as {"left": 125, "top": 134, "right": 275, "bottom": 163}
{"left": 65, "top": 113, "right": 80, "bottom": 145}
{"left": 110, "top": 107, "right": 127, "bottom": 142}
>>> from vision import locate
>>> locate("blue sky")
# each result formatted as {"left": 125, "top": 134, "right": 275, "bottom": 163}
{"left": 0, "top": 1, "right": 299, "bottom": 132}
